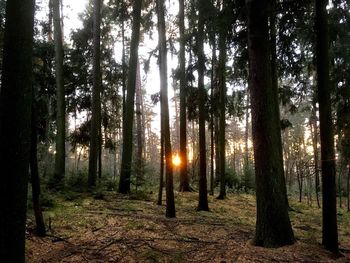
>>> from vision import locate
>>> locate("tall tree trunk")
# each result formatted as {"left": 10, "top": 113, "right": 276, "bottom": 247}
{"left": 135, "top": 61, "right": 144, "bottom": 188}
{"left": 315, "top": 0, "right": 338, "bottom": 253}
{"left": 122, "top": 18, "right": 126, "bottom": 119}
{"left": 244, "top": 92, "right": 250, "bottom": 164}
{"left": 310, "top": 105, "right": 321, "bottom": 208}
{"left": 0, "top": 0, "right": 34, "bottom": 260}
{"left": 197, "top": 0, "right": 209, "bottom": 211}
{"left": 269, "top": 6, "right": 291, "bottom": 209}
{"left": 217, "top": 3, "right": 228, "bottom": 200}
{"left": 119, "top": 0, "right": 142, "bottom": 194}
{"left": 48, "top": 0, "right": 53, "bottom": 42}
{"left": 347, "top": 163, "right": 349, "bottom": 212}
{"left": 209, "top": 37, "right": 217, "bottom": 196}
{"left": 157, "top": 0, "right": 176, "bottom": 217}
{"left": 179, "top": 0, "right": 190, "bottom": 192}
{"left": 158, "top": 134, "right": 164, "bottom": 205}
{"left": 53, "top": 0, "right": 65, "bottom": 184}
{"left": 246, "top": 0, "right": 294, "bottom": 247}
{"left": 30, "top": 100, "right": 46, "bottom": 237}
{"left": 88, "top": 0, "right": 102, "bottom": 188}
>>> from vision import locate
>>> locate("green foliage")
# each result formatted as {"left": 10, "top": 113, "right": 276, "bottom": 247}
{"left": 40, "top": 191, "right": 56, "bottom": 208}
{"left": 225, "top": 167, "right": 241, "bottom": 190}
{"left": 102, "top": 178, "right": 117, "bottom": 191}
{"left": 242, "top": 162, "right": 255, "bottom": 193}
{"left": 65, "top": 171, "right": 88, "bottom": 193}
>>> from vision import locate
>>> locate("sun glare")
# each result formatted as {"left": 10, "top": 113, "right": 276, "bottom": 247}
{"left": 172, "top": 153, "right": 181, "bottom": 167}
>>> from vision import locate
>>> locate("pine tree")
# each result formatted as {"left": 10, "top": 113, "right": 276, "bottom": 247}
{"left": 246, "top": 0, "right": 295, "bottom": 247}
{"left": 0, "top": 0, "right": 35, "bottom": 260}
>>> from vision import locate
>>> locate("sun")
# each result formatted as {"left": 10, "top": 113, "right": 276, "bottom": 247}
{"left": 172, "top": 153, "right": 181, "bottom": 167}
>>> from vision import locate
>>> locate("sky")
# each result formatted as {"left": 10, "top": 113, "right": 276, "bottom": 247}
{"left": 36, "top": 0, "right": 181, "bottom": 134}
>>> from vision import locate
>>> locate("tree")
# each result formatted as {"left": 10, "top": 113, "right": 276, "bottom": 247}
{"left": 30, "top": 97, "right": 46, "bottom": 237}
{"left": 315, "top": 0, "right": 338, "bottom": 253}
{"left": 197, "top": 0, "right": 209, "bottom": 212}
{"left": 157, "top": 0, "right": 176, "bottom": 217}
{"left": 119, "top": 0, "right": 142, "bottom": 194}
{"left": 135, "top": 61, "right": 144, "bottom": 189}
{"left": 53, "top": 0, "right": 65, "bottom": 183}
{"left": 88, "top": 0, "right": 102, "bottom": 188}
{"left": 246, "top": 0, "right": 295, "bottom": 247}
{"left": 0, "top": 0, "right": 35, "bottom": 260}
{"left": 217, "top": 0, "right": 229, "bottom": 200}
{"left": 178, "top": 0, "right": 190, "bottom": 192}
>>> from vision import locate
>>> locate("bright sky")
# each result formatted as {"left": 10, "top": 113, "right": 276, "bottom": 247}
{"left": 37, "top": 0, "right": 181, "bottom": 134}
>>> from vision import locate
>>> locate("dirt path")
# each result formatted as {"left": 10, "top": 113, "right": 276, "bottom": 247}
{"left": 26, "top": 192, "right": 350, "bottom": 262}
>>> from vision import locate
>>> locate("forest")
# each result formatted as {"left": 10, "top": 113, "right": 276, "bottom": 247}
{"left": 0, "top": 0, "right": 350, "bottom": 262}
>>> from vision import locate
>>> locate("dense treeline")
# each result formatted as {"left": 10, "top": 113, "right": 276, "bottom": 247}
{"left": 0, "top": 0, "right": 350, "bottom": 260}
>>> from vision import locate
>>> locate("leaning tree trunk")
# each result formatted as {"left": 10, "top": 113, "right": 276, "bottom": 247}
{"left": 88, "top": 0, "right": 102, "bottom": 188}
{"left": 0, "top": 0, "right": 35, "bottom": 261}
{"left": 179, "top": 0, "right": 190, "bottom": 192}
{"left": 315, "top": 0, "right": 338, "bottom": 253}
{"left": 53, "top": 0, "right": 65, "bottom": 184}
{"left": 246, "top": 0, "right": 295, "bottom": 247}
{"left": 157, "top": 0, "right": 176, "bottom": 217}
{"left": 119, "top": 0, "right": 143, "bottom": 194}
{"left": 197, "top": 0, "right": 209, "bottom": 212}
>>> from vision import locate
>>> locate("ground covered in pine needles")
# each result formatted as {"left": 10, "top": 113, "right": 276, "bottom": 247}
{"left": 26, "top": 190, "right": 350, "bottom": 262}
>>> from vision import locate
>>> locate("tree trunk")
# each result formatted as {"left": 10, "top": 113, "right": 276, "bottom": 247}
{"left": 53, "top": 0, "right": 66, "bottom": 184}
{"left": 157, "top": 0, "right": 176, "bottom": 217}
{"left": 209, "top": 37, "right": 217, "bottom": 196}
{"left": 158, "top": 134, "right": 164, "bottom": 205}
{"left": 0, "top": 0, "right": 34, "bottom": 260}
{"left": 48, "top": 0, "right": 53, "bottom": 42}
{"left": 347, "top": 163, "right": 349, "bottom": 212}
{"left": 197, "top": 0, "right": 209, "bottom": 212}
{"left": 310, "top": 105, "right": 321, "bottom": 208}
{"left": 270, "top": 7, "right": 291, "bottom": 210}
{"left": 179, "top": 0, "right": 190, "bottom": 192}
{"left": 246, "top": 0, "right": 295, "bottom": 247}
{"left": 88, "top": 0, "right": 102, "bottom": 188}
{"left": 119, "top": 0, "right": 142, "bottom": 194}
{"left": 30, "top": 100, "right": 46, "bottom": 237}
{"left": 217, "top": 3, "right": 228, "bottom": 200}
{"left": 315, "top": 0, "right": 339, "bottom": 253}
{"left": 135, "top": 61, "right": 144, "bottom": 188}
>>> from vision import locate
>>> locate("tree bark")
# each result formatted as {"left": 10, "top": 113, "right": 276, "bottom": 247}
{"left": 246, "top": 0, "right": 295, "bottom": 247}
{"left": 158, "top": 134, "right": 164, "bottom": 205}
{"left": 315, "top": 0, "right": 338, "bottom": 253}
{"left": 135, "top": 61, "right": 144, "bottom": 188}
{"left": 197, "top": 0, "right": 209, "bottom": 211}
{"left": 210, "top": 37, "right": 217, "bottom": 196}
{"left": 179, "top": 0, "right": 190, "bottom": 192}
{"left": 88, "top": 0, "right": 102, "bottom": 188}
{"left": 119, "top": 0, "right": 142, "bottom": 193}
{"left": 0, "top": 0, "right": 35, "bottom": 260}
{"left": 157, "top": 0, "right": 176, "bottom": 217}
{"left": 217, "top": 3, "right": 228, "bottom": 200}
{"left": 30, "top": 100, "right": 46, "bottom": 237}
{"left": 310, "top": 105, "right": 321, "bottom": 208}
{"left": 347, "top": 163, "right": 349, "bottom": 212}
{"left": 53, "top": 0, "right": 65, "bottom": 184}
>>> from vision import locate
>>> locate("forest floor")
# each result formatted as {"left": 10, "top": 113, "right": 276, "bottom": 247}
{"left": 26, "top": 190, "right": 350, "bottom": 262}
